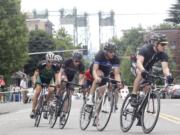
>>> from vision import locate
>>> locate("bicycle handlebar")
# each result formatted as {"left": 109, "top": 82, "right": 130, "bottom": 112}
{"left": 61, "top": 80, "right": 83, "bottom": 88}
{"left": 101, "top": 76, "right": 122, "bottom": 84}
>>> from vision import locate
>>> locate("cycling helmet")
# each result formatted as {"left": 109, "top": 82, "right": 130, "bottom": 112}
{"left": 72, "top": 51, "right": 82, "bottom": 60}
{"left": 45, "top": 52, "right": 55, "bottom": 61}
{"left": 104, "top": 42, "right": 117, "bottom": 51}
{"left": 54, "top": 55, "right": 63, "bottom": 62}
{"left": 150, "top": 33, "right": 168, "bottom": 44}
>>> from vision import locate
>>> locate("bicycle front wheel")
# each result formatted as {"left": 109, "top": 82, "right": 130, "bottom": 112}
{"left": 120, "top": 94, "right": 135, "bottom": 132}
{"left": 59, "top": 93, "right": 72, "bottom": 129}
{"left": 141, "top": 92, "right": 160, "bottom": 134}
{"left": 96, "top": 91, "right": 113, "bottom": 131}
{"left": 49, "top": 104, "right": 59, "bottom": 128}
{"left": 79, "top": 103, "right": 93, "bottom": 130}
{"left": 34, "top": 97, "right": 43, "bottom": 127}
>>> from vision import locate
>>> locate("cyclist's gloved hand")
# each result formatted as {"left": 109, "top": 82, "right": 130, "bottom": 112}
{"left": 141, "top": 70, "right": 149, "bottom": 79}
{"left": 166, "top": 75, "right": 174, "bottom": 84}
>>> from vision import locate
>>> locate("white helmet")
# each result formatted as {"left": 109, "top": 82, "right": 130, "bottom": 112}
{"left": 54, "top": 55, "right": 63, "bottom": 62}
{"left": 45, "top": 52, "right": 55, "bottom": 61}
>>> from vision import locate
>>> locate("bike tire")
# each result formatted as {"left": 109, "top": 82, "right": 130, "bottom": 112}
{"left": 96, "top": 91, "right": 114, "bottom": 131}
{"left": 141, "top": 91, "right": 160, "bottom": 134}
{"left": 49, "top": 104, "right": 59, "bottom": 128}
{"left": 34, "top": 96, "right": 43, "bottom": 127}
{"left": 120, "top": 94, "right": 135, "bottom": 132}
{"left": 79, "top": 103, "right": 93, "bottom": 130}
{"left": 59, "top": 93, "right": 72, "bottom": 129}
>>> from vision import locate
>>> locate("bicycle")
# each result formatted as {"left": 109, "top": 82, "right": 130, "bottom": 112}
{"left": 34, "top": 83, "right": 49, "bottom": 127}
{"left": 48, "top": 80, "right": 82, "bottom": 129}
{"left": 120, "top": 74, "right": 171, "bottom": 134}
{"left": 79, "top": 77, "right": 121, "bottom": 131}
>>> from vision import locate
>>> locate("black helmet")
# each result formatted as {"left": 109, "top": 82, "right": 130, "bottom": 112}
{"left": 151, "top": 33, "right": 168, "bottom": 44}
{"left": 72, "top": 51, "right": 82, "bottom": 60}
{"left": 104, "top": 42, "right": 117, "bottom": 51}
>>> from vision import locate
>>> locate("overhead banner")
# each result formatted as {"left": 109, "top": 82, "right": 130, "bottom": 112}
{"left": 60, "top": 8, "right": 76, "bottom": 25}
{"left": 76, "top": 14, "right": 88, "bottom": 27}
{"left": 99, "top": 11, "right": 114, "bottom": 26}
{"left": 33, "top": 9, "right": 48, "bottom": 19}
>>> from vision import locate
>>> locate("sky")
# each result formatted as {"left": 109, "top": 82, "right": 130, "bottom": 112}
{"left": 21, "top": 0, "right": 176, "bottom": 52}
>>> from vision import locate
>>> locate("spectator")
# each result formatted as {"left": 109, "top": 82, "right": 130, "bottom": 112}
{"left": 0, "top": 75, "right": 5, "bottom": 88}
{"left": 0, "top": 75, "right": 5, "bottom": 103}
{"left": 20, "top": 75, "right": 28, "bottom": 103}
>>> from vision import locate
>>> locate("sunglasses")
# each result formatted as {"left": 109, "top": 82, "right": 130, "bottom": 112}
{"left": 108, "top": 50, "right": 116, "bottom": 53}
{"left": 160, "top": 43, "right": 167, "bottom": 46}
{"left": 74, "top": 60, "right": 81, "bottom": 63}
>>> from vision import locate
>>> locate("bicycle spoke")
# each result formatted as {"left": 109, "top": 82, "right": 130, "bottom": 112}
{"left": 120, "top": 94, "right": 135, "bottom": 132}
{"left": 141, "top": 92, "right": 160, "bottom": 134}
{"left": 96, "top": 92, "right": 113, "bottom": 131}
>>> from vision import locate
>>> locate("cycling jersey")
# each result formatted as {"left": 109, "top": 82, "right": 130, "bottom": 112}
{"left": 138, "top": 44, "right": 168, "bottom": 71}
{"left": 90, "top": 51, "right": 120, "bottom": 77}
{"left": 36, "top": 61, "right": 59, "bottom": 84}
{"left": 62, "top": 58, "right": 85, "bottom": 81}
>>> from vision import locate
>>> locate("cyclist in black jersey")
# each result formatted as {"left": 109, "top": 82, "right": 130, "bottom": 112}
{"left": 86, "top": 42, "right": 123, "bottom": 105}
{"left": 130, "top": 33, "right": 174, "bottom": 109}
{"left": 30, "top": 52, "right": 61, "bottom": 119}
{"left": 57, "top": 51, "right": 85, "bottom": 95}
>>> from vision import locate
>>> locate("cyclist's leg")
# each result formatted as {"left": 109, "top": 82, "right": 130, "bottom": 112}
{"left": 46, "top": 78, "right": 55, "bottom": 103}
{"left": 56, "top": 71, "right": 67, "bottom": 96}
{"left": 130, "top": 69, "right": 142, "bottom": 107}
{"left": 87, "top": 70, "right": 103, "bottom": 105}
{"left": 30, "top": 78, "right": 42, "bottom": 118}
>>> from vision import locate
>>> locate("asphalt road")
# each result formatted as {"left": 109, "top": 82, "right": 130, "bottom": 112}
{"left": 0, "top": 99, "right": 180, "bottom": 135}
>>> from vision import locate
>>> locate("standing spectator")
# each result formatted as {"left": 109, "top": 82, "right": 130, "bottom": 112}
{"left": 20, "top": 75, "right": 28, "bottom": 103}
{"left": 0, "top": 75, "right": 5, "bottom": 102}
{"left": 0, "top": 75, "right": 5, "bottom": 88}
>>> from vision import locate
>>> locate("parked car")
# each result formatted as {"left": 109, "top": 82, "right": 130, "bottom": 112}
{"left": 169, "top": 85, "right": 180, "bottom": 99}
{"left": 161, "top": 85, "right": 180, "bottom": 99}
{"left": 27, "top": 87, "right": 34, "bottom": 103}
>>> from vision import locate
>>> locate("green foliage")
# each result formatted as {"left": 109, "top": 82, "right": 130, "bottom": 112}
{"left": 120, "top": 47, "right": 134, "bottom": 86}
{"left": 112, "top": 26, "right": 144, "bottom": 56}
{"left": 165, "top": 0, "right": 180, "bottom": 24}
{"left": 0, "top": 0, "right": 29, "bottom": 81}
{"left": 24, "top": 30, "right": 55, "bottom": 75}
{"left": 54, "top": 27, "right": 81, "bottom": 59}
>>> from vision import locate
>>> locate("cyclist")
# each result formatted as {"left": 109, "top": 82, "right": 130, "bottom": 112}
{"left": 30, "top": 52, "right": 60, "bottom": 119}
{"left": 86, "top": 42, "right": 123, "bottom": 106}
{"left": 57, "top": 51, "right": 85, "bottom": 96}
{"left": 130, "top": 33, "right": 173, "bottom": 125}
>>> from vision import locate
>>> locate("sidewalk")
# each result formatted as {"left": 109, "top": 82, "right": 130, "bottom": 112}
{"left": 0, "top": 102, "right": 31, "bottom": 115}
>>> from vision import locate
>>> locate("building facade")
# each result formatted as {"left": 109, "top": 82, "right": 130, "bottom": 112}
{"left": 26, "top": 19, "right": 53, "bottom": 35}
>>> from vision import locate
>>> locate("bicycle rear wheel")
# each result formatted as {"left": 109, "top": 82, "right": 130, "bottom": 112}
{"left": 120, "top": 94, "right": 135, "bottom": 132}
{"left": 96, "top": 91, "right": 113, "bottom": 131}
{"left": 141, "top": 91, "right": 160, "bottom": 134}
{"left": 59, "top": 93, "right": 72, "bottom": 129}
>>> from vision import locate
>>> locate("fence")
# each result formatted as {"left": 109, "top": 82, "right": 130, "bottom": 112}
{"left": 0, "top": 89, "right": 22, "bottom": 103}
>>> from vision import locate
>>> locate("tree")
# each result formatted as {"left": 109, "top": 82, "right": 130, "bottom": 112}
{"left": 165, "top": 0, "right": 180, "bottom": 25}
{"left": 54, "top": 27, "right": 81, "bottom": 59}
{"left": 0, "top": 0, "right": 29, "bottom": 81}
{"left": 24, "top": 30, "right": 55, "bottom": 76}
{"left": 112, "top": 26, "right": 144, "bottom": 56}
{"left": 120, "top": 47, "right": 135, "bottom": 87}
